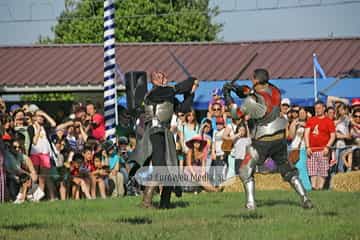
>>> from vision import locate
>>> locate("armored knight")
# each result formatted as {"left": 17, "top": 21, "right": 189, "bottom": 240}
{"left": 223, "top": 68, "right": 313, "bottom": 210}
{"left": 129, "top": 71, "right": 197, "bottom": 209}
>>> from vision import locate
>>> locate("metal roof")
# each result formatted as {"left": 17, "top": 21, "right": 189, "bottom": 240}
{"left": 0, "top": 37, "right": 359, "bottom": 92}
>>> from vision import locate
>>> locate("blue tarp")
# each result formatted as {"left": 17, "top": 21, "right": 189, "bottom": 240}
{"left": 118, "top": 77, "right": 360, "bottom": 110}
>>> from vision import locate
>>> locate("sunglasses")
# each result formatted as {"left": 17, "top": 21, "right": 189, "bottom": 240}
{"left": 213, "top": 108, "right": 221, "bottom": 111}
{"left": 354, "top": 115, "right": 360, "bottom": 118}
{"left": 13, "top": 145, "right": 21, "bottom": 150}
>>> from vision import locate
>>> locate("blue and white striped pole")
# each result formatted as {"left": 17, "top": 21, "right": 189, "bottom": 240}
{"left": 104, "top": 0, "right": 117, "bottom": 143}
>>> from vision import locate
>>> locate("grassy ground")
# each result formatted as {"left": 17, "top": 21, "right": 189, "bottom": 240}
{"left": 0, "top": 191, "right": 360, "bottom": 240}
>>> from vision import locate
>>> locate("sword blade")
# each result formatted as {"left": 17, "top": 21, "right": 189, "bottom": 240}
{"left": 169, "top": 49, "right": 192, "bottom": 78}
{"left": 231, "top": 52, "right": 258, "bottom": 84}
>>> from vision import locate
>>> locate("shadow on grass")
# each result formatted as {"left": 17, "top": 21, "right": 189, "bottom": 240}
{"left": 223, "top": 213, "right": 264, "bottom": 220}
{"left": 114, "top": 217, "right": 152, "bottom": 225}
{"left": 319, "top": 211, "right": 338, "bottom": 217}
{"left": 257, "top": 199, "right": 299, "bottom": 207}
{"left": 0, "top": 223, "right": 48, "bottom": 231}
{"left": 153, "top": 201, "right": 190, "bottom": 209}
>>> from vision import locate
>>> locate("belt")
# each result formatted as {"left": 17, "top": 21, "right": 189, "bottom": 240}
{"left": 256, "top": 132, "right": 285, "bottom": 141}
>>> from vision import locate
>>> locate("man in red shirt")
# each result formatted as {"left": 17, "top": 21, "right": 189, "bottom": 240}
{"left": 86, "top": 103, "right": 106, "bottom": 141}
{"left": 305, "top": 101, "right": 335, "bottom": 190}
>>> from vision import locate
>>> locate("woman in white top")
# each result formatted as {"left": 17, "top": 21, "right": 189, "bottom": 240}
{"left": 232, "top": 124, "right": 251, "bottom": 175}
{"left": 28, "top": 110, "right": 57, "bottom": 200}
{"left": 288, "top": 107, "right": 311, "bottom": 191}
{"left": 222, "top": 118, "right": 244, "bottom": 179}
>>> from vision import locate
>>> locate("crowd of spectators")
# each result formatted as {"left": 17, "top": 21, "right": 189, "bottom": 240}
{"left": 0, "top": 98, "right": 139, "bottom": 203}
{"left": 0, "top": 90, "right": 359, "bottom": 204}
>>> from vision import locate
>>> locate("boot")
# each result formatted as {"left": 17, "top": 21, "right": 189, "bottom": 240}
{"left": 174, "top": 186, "right": 182, "bottom": 198}
{"left": 159, "top": 186, "right": 172, "bottom": 209}
{"left": 243, "top": 179, "right": 256, "bottom": 210}
{"left": 290, "top": 176, "right": 314, "bottom": 209}
{"left": 141, "top": 186, "right": 156, "bottom": 209}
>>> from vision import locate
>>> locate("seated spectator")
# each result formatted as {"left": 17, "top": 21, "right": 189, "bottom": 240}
{"left": 69, "top": 153, "right": 92, "bottom": 200}
{"left": 4, "top": 138, "right": 38, "bottom": 203}
{"left": 81, "top": 146, "right": 106, "bottom": 199}
{"left": 102, "top": 141, "right": 125, "bottom": 197}
{"left": 91, "top": 153, "right": 107, "bottom": 199}
{"left": 185, "top": 135, "right": 221, "bottom": 192}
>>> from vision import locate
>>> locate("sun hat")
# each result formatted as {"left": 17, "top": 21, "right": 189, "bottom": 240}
{"left": 185, "top": 135, "right": 207, "bottom": 150}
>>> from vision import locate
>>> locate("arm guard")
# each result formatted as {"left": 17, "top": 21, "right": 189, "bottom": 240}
{"left": 222, "top": 82, "right": 251, "bottom": 105}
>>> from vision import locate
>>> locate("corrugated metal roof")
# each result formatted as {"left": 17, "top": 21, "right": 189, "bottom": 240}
{"left": 0, "top": 38, "right": 359, "bottom": 88}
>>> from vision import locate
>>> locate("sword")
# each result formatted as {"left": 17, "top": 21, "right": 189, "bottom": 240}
{"left": 231, "top": 52, "right": 258, "bottom": 84}
{"left": 169, "top": 49, "right": 192, "bottom": 78}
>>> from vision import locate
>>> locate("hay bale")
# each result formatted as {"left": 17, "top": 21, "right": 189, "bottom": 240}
{"left": 223, "top": 173, "right": 291, "bottom": 192}
{"left": 332, "top": 171, "right": 360, "bottom": 192}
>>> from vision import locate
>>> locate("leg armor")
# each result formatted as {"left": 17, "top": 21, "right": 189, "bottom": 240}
{"left": 239, "top": 146, "right": 259, "bottom": 209}
{"left": 289, "top": 176, "right": 314, "bottom": 209}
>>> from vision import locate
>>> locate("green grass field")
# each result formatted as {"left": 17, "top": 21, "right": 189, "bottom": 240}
{"left": 1, "top": 191, "right": 360, "bottom": 240}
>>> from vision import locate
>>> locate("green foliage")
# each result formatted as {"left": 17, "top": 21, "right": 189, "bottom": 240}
{"left": 20, "top": 93, "right": 75, "bottom": 102}
{"left": 0, "top": 191, "right": 360, "bottom": 240}
{"left": 43, "top": 0, "right": 222, "bottom": 43}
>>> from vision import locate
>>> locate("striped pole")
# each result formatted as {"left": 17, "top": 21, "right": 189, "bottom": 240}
{"left": 104, "top": 0, "right": 117, "bottom": 143}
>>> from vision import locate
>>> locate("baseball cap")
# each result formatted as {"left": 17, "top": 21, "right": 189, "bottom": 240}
{"left": 351, "top": 98, "right": 360, "bottom": 107}
{"left": 281, "top": 98, "right": 291, "bottom": 106}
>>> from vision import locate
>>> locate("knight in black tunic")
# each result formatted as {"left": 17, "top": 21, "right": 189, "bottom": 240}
{"left": 129, "top": 71, "right": 198, "bottom": 209}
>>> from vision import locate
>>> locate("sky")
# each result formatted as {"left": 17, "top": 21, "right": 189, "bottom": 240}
{"left": 0, "top": 0, "right": 360, "bottom": 44}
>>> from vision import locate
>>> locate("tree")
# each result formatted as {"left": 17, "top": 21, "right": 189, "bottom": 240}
{"left": 39, "top": 0, "right": 222, "bottom": 43}
{"left": 21, "top": 93, "right": 75, "bottom": 102}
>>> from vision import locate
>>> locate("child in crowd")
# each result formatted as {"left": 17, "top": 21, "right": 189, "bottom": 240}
{"left": 69, "top": 153, "right": 91, "bottom": 200}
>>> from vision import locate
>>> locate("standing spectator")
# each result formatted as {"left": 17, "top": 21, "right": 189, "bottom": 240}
{"left": 334, "top": 103, "right": 351, "bottom": 172}
{"left": 342, "top": 109, "right": 360, "bottom": 171}
{"left": 179, "top": 109, "right": 200, "bottom": 155}
{"left": 211, "top": 117, "right": 226, "bottom": 185}
{"left": 86, "top": 102, "right": 105, "bottom": 141}
{"left": 222, "top": 117, "right": 243, "bottom": 179}
{"left": 0, "top": 137, "right": 6, "bottom": 203}
{"left": 325, "top": 106, "right": 336, "bottom": 121}
{"left": 1, "top": 115, "right": 14, "bottom": 141}
{"left": 305, "top": 101, "right": 336, "bottom": 190}
{"left": 207, "top": 88, "right": 227, "bottom": 124}
{"left": 288, "top": 107, "right": 312, "bottom": 191}
{"left": 351, "top": 98, "right": 360, "bottom": 112}
{"left": 28, "top": 110, "right": 57, "bottom": 200}
{"left": 232, "top": 123, "right": 251, "bottom": 176}
{"left": 200, "top": 119, "right": 213, "bottom": 173}
{"left": 13, "top": 109, "right": 31, "bottom": 154}
{"left": 208, "top": 102, "right": 225, "bottom": 130}
{"left": 280, "top": 98, "right": 291, "bottom": 120}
